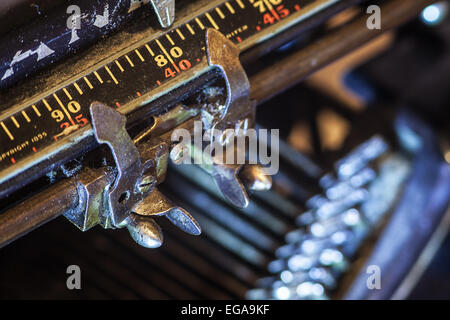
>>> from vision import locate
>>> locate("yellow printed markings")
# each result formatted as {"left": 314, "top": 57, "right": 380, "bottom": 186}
{"left": 205, "top": 13, "right": 219, "bottom": 30}
{"left": 186, "top": 23, "right": 195, "bottom": 35}
{"left": 216, "top": 7, "right": 225, "bottom": 19}
{"left": 94, "top": 71, "right": 103, "bottom": 84}
{"left": 11, "top": 116, "right": 20, "bottom": 128}
{"left": 84, "top": 77, "right": 94, "bottom": 89}
{"left": 262, "top": 0, "right": 274, "bottom": 10}
{"left": 22, "top": 110, "right": 31, "bottom": 123}
{"left": 115, "top": 60, "right": 124, "bottom": 72}
{"left": 155, "top": 39, "right": 180, "bottom": 72}
{"left": 63, "top": 88, "right": 73, "bottom": 100}
{"left": 195, "top": 17, "right": 205, "bottom": 30}
{"left": 236, "top": 0, "right": 245, "bottom": 9}
{"left": 125, "top": 55, "right": 135, "bottom": 67}
{"left": 166, "top": 34, "right": 175, "bottom": 45}
{"left": 73, "top": 82, "right": 83, "bottom": 95}
{"left": 145, "top": 44, "right": 155, "bottom": 56}
{"left": 225, "top": 2, "right": 235, "bottom": 14}
{"left": 42, "top": 99, "right": 52, "bottom": 111}
{"left": 135, "top": 49, "right": 145, "bottom": 62}
{"left": 53, "top": 93, "right": 74, "bottom": 124}
{"left": 105, "top": 66, "right": 119, "bottom": 84}
{"left": 176, "top": 28, "right": 185, "bottom": 40}
{"left": 1, "top": 122, "right": 14, "bottom": 141}
{"left": 32, "top": 105, "right": 41, "bottom": 117}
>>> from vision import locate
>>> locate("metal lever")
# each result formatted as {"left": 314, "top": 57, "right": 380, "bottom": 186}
{"left": 201, "top": 29, "right": 271, "bottom": 208}
{"left": 133, "top": 188, "right": 201, "bottom": 235}
{"left": 205, "top": 28, "right": 254, "bottom": 129}
{"left": 240, "top": 164, "right": 273, "bottom": 192}
{"left": 88, "top": 102, "right": 200, "bottom": 248}
{"left": 90, "top": 102, "right": 143, "bottom": 226}
{"left": 150, "top": 0, "right": 176, "bottom": 28}
{"left": 125, "top": 213, "right": 164, "bottom": 248}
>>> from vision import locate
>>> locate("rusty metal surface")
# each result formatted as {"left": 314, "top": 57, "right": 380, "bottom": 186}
{"left": 0, "top": 0, "right": 437, "bottom": 249}
{"left": 90, "top": 102, "right": 143, "bottom": 226}
{"left": 150, "top": 0, "right": 176, "bottom": 28}
{"left": 0, "top": 178, "right": 80, "bottom": 248}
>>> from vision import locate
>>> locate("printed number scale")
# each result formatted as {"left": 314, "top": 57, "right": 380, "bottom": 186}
{"left": 0, "top": 0, "right": 335, "bottom": 194}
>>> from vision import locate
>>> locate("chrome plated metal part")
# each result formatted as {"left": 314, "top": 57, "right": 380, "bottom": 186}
{"left": 149, "top": 0, "right": 175, "bottom": 28}
{"left": 125, "top": 213, "right": 164, "bottom": 248}
{"left": 90, "top": 102, "right": 143, "bottom": 226}
{"left": 133, "top": 188, "right": 201, "bottom": 235}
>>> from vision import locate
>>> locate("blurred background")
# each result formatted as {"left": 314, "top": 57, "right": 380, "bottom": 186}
{"left": 0, "top": 0, "right": 449, "bottom": 299}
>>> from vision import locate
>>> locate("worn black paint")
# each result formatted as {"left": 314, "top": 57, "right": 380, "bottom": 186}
{"left": 0, "top": 0, "right": 318, "bottom": 186}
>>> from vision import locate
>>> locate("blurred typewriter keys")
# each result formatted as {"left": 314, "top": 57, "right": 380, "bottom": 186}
{"left": 0, "top": 86, "right": 424, "bottom": 299}
{"left": 0, "top": 0, "right": 449, "bottom": 300}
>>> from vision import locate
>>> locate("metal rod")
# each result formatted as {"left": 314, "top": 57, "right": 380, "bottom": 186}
{"left": 0, "top": 0, "right": 431, "bottom": 247}
{"left": 0, "top": 178, "right": 79, "bottom": 248}
{"left": 250, "top": 0, "right": 434, "bottom": 104}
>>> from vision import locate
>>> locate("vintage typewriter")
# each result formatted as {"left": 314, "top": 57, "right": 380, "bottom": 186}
{"left": 0, "top": 0, "right": 449, "bottom": 299}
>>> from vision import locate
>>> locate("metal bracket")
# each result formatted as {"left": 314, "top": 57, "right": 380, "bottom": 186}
{"left": 201, "top": 29, "right": 271, "bottom": 208}
{"left": 205, "top": 28, "right": 255, "bottom": 130}
{"left": 150, "top": 0, "right": 175, "bottom": 29}
{"left": 90, "top": 102, "right": 143, "bottom": 226}
{"left": 80, "top": 102, "right": 201, "bottom": 248}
